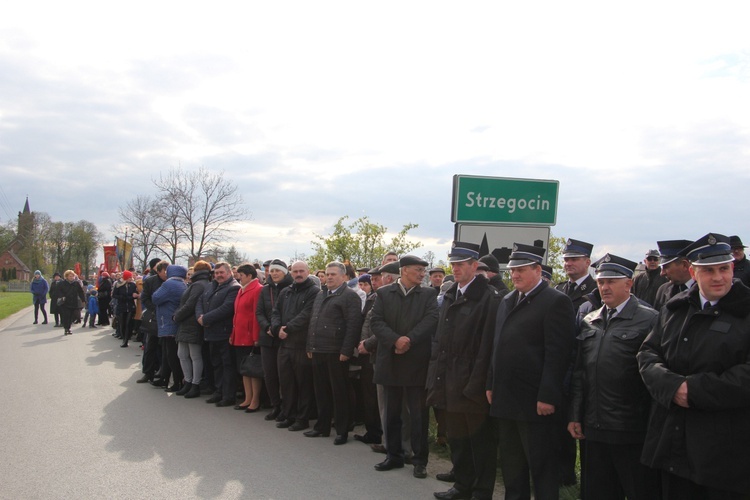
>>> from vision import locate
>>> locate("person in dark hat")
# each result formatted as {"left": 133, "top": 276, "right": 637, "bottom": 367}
{"left": 137, "top": 259, "right": 169, "bottom": 384}
{"left": 487, "top": 243, "right": 576, "bottom": 500}
{"left": 639, "top": 233, "right": 750, "bottom": 498}
{"left": 48, "top": 272, "right": 64, "bottom": 327}
{"left": 568, "top": 254, "right": 659, "bottom": 499}
{"left": 652, "top": 240, "right": 695, "bottom": 310}
{"left": 730, "top": 235, "right": 750, "bottom": 287}
{"left": 554, "top": 237, "right": 595, "bottom": 487}
{"left": 479, "top": 254, "right": 510, "bottom": 297}
{"left": 371, "top": 255, "right": 438, "bottom": 479}
{"left": 96, "top": 271, "right": 113, "bottom": 326}
{"left": 632, "top": 249, "right": 668, "bottom": 307}
{"left": 427, "top": 242, "right": 502, "bottom": 500}
{"left": 541, "top": 264, "right": 553, "bottom": 282}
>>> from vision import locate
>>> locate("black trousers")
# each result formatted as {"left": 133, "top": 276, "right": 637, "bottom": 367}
{"left": 382, "top": 385, "right": 429, "bottom": 466}
{"left": 311, "top": 352, "right": 349, "bottom": 436}
{"left": 34, "top": 303, "right": 48, "bottom": 322}
{"left": 261, "top": 345, "right": 282, "bottom": 409}
{"left": 97, "top": 298, "right": 110, "bottom": 325}
{"left": 163, "top": 336, "right": 183, "bottom": 387}
{"left": 209, "top": 340, "right": 236, "bottom": 402}
{"left": 446, "top": 411, "right": 497, "bottom": 500}
{"left": 278, "top": 347, "right": 313, "bottom": 424}
{"left": 117, "top": 312, "right": 133, "bottom": 344}
{"left": 496, "top": 417, "right": 559, "bottom": 500}
{"left": 60, "top": 308, "right": 75, "bottom": 332}
{"left": 359, "top": 358, "right": 382, "bottom": 442}
{"left": 581, "top": 439, "right": 658, "bottom": 500}
{"left": 142, "top": 331, "right": 160, "bottom": 377}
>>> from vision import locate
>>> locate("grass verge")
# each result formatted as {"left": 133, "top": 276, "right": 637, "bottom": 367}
{"left": 0, "top": 292, "right": 32, "bottom": 321}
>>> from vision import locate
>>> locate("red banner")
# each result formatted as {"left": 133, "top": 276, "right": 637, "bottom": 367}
{"left": 103, "top": 245, "right": 118, "bottom": 273}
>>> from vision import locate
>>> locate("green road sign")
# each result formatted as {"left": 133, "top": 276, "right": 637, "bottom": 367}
{"left": 451, "top": 175, "right": 559, "bottom": 225}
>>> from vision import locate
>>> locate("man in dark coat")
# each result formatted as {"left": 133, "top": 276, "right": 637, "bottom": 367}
{"left": 568, "top": 254, "right": 659, "bottom": 499}
{"left": 487, "top": 243, "right": 576, "bottom": 500}
{"left": 96, "top": 272, "right": 113, "bottom": 326}
{"left": 272, "top": 260, "right": 319, "bottom": 431}
{"left": 371, "top": 255, "right": 438, "bottom": 479}
{"left": 730, "top": 235, "right": 750, "bottom": 287}
{"left": 304, "top": 261, "right": 363, "bottom": 445}
{"left": 138, "top": 259, "right": 168, "bottom": 384}
{"left": 555, "top": 237, "right": 596, "bottom": 487}
{"left": 256, "top": 259, "right": 293, "bottom": 421}
{"left": 653, "top": 239, "right": 695, "bottom": 311}
{"left": 427, "top": 242, "right": 501, "bottom": 500}
{"left": 632, "top": 249, "right": 668, "bottom": 307}
{"left": 197, "top": 262, "right": 241, "bottom": 407}
{"left": 638, "top": 233, "right": 750, "bottom": 498}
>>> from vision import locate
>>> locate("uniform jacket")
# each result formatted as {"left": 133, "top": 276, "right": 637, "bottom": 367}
{"left": 307, "top": 285, "right": 363, "bottom": 356}
{"left": 230, "top": 279, "right": 263, "bottom": 346}
{"left": 174, "top": 270, "right": 211, "bottom": 344}
{"left": 487, "top": 274, "right": 510, "bottom": 297}
{"left": 196, "top": 277, "right": 240, "bottom": 342}
{"left": 556, "top": 274, "right": 597, "bottom": 312}
{"left": 271, "top": 277, "right": 319, "bottom": 350}
{"left": 370, "top": 283, "right": 438, "bottom": 387}
{"left": 653, "top": 279, "right": 694, "bottom": 311}
{"left": 426, "top": 276, "right": 501, "bottom": 413}
{"left": 638, "top": 282, "right": 750, "bottom": 493}
{"left": 733, "top": 256, "right": 750, "bottom": 287}
{"left": 487, "top": 281, "right": 576, "bottom": 422}
{"left": 152, "top": 268, "right": 187, "bottom": 337}
{"left": 569, "top": 295, "right": 658, "bottom": 441}
{"left": 632, "top": 268, "right": 667, "bottom": 308}
{"left": 256, "top": 273, "right": 293, "bottom": 348}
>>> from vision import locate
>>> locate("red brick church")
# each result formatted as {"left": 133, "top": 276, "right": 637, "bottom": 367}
{"left": 0, "top": 198, "right": 33, "bottom": 282}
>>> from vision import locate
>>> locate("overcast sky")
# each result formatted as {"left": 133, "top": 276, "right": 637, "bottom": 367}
{"left": 1, "top": 2, "right": 748, "bottom": 267}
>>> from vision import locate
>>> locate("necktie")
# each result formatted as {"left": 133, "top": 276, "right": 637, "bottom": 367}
{"left": 566, "top": 282, "right": 577, "bottom": 296}
{"left": 456, "top": 289, "right": 462, "bottom": 300}
{"left": 517, "top": 292, "right": 525, "bottom": 306}
{"left": 703, "top": 301, "right": 712, "bottom": 310}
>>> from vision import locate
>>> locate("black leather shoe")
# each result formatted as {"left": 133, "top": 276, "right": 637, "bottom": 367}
{"left": 303, "top": 430, "right": 330, "bottom": 438}
{"left": 264, "top": 406, "right": 281, "bottom": 421}
{"left": 206, "top": 395, "right": 222, "bottom": 404}
{"left": 288, "top": 422, "right": 309, "bottom": 432}
{"left": 436, "top": 471, "right": 456, "bottom": 482}
{"left": 234, "top": 404, "right": 251, "bottom": 411}
{"left": 215, "top": 399, "right": 235, "bottom": 407}
{"left": 165, "top": 384, "right": 182, "bottom": 393}
{"left": 413, "top": 464, "right": 427, "bottom": 479}
{"left": 374, "top": 458, "right": 404, "bottom": 471}
{"left": 244, "top": 406, "right": 259, "bottom": 413}
{"left": 136, "top": 374, "right": 153, "bottom": 384}
{"left": 370, "top": 444, "right": 387, "bottom": 454}
{"left": 354, "top": 434, "right": 380, "bottom": 444}
{"left": 333, "top": 434, "right": 348, "bottom": 445}
{"left": 276, "top": 419, "right": 294, "bottom": 429}
{"left": 120, "top": 343, "right": 128, "bottom": 348}
{"left": 433, "top": 487, "right": 471, "bottom": 500}
{"left": 175, "top": 383, "right": 191, "bottom": 396}
{"left": 150, "top": 379, "right": 168, "bottom": 388}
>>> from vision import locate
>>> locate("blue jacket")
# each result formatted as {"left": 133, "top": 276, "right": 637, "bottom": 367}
{"left": 152, "top": 266, "right": 188, "bottom": 337}
{"left": 30, "top": 276, "right": 49, "bottom": 305}
{"left": 87, "top": 295, "right": 99, "bottom": 314}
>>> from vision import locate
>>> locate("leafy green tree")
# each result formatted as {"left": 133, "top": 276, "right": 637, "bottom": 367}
{"left": 309, "top": 216, "right": 421, "bottom": 271}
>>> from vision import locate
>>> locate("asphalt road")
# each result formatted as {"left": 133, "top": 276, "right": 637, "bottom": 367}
{"left": 0, "top": 307, "right": 454, "bottom": 500}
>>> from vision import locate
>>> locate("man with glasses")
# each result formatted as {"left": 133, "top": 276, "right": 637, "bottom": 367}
{"left": 371, "top": 255, "right": 438, "bottom": 479}
{"left": 632, "top": 249, "right": 667, "bottom": 307}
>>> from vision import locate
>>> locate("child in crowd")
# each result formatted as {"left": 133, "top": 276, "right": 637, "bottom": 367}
{"left": 84, "top": 289, "right": 99, "bottom": 328}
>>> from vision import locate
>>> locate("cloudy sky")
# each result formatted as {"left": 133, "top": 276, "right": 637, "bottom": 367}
{"left": 1, "top": 2, "right": 748, "bottom": 267}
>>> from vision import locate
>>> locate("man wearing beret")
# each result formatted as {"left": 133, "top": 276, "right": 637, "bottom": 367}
{"left": 427, "top": 242, "right": 501, "bottom": 500}
{"left": 371, "top": 255, "right": 438, "bottom": 479}
{"left": 638, "top": 233, "right": 750, "bottom": 498}
{"left": 487, "top": 243, "right": 576, "bottom": 500}
{"left": 568, "top": 254, "right": 659, "bottom": 499}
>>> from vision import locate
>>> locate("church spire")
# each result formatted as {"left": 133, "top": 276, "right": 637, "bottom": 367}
{"left": 23, "top": 197, "right": 30, "bottom": 214}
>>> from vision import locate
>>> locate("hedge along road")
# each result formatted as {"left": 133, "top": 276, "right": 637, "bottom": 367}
{"left": 0, "top": 308, "right": 454, "bottom": 500}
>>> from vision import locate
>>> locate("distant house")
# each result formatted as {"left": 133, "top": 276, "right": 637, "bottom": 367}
{"left": 1, "top": 198, "right": 33, "bottom": 282}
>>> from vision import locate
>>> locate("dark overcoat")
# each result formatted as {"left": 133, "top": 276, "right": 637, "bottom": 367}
{"left": 638, "top": 282, "right": 750, "bottom": 493}
{"left": 487, "top": 281, "right": 576, "bottom": 422}
{"left": 196, "top": 278, "right": 240, "bottom": 342}
{"left": 370, "top": 282, "right": 438, "bottom": 387}
{"left": 426, "top": 275, "right": 500, "bottom": 413}
{"left": 174, "top": 270, "right": 211, "bottom": 344}
{"left": 306, "top": 285, "right": 363, "bottom": 356}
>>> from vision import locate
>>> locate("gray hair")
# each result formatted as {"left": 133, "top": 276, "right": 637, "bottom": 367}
{"left": 326, "top": 261, "right": 347, "bottom": 275}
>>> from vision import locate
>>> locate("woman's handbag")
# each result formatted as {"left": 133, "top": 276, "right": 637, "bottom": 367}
{"left": 239, "top": 350, "right": 264, "bottom": 379}
{"left": 56, "top": 297, "right": 66, "bottom": 306}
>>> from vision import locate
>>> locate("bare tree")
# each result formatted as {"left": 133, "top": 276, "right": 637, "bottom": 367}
{"left": 153, "top": 167, "right": 249, "bottom": 261}
{"left": 116, "top": 195, "right": 164, "bottom": 270}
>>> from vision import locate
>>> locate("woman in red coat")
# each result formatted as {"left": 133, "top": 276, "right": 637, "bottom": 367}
{"left": 230, "top": 263, "right": 263, "bottom": 412}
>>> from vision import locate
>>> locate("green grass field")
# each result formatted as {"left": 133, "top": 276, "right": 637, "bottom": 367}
{"left": 0, "top": 292, "right": 33, "bottom": 321}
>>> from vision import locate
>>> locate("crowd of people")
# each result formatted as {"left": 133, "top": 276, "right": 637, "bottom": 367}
{"left": 31, "top": 233, "right": 750, "bottom": 500}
